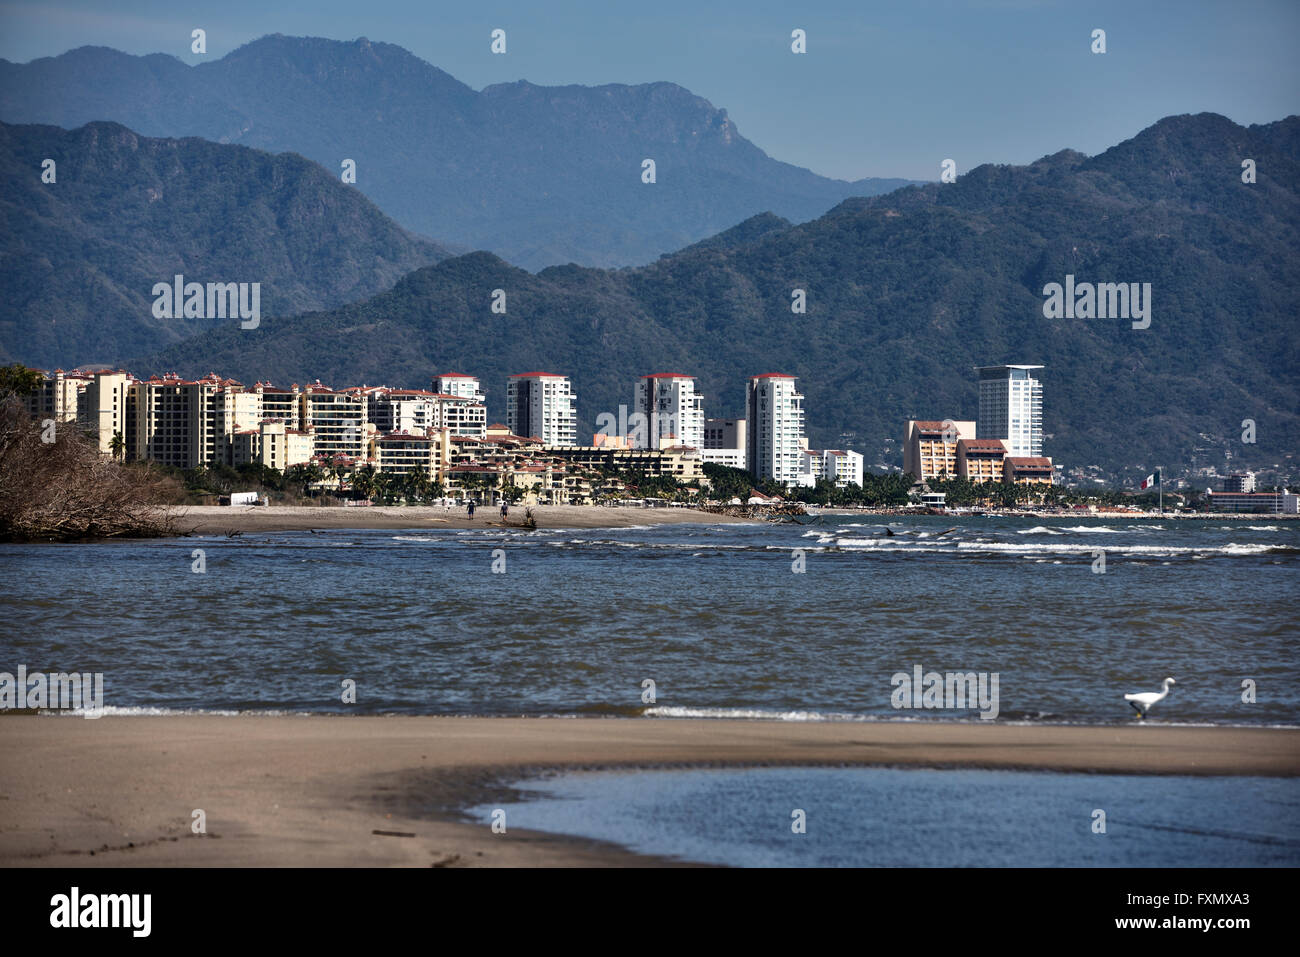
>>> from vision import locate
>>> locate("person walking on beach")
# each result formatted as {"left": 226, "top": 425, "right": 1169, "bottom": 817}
{"left": 467, "top": 500, "right": 476, "bottom": 520}
{"left": 501, "top": 502, "right": 509, "bottom": 522}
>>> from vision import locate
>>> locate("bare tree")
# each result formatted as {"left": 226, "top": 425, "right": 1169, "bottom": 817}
{"left": 0, "top": 399, "right": 178, "bottom": 541}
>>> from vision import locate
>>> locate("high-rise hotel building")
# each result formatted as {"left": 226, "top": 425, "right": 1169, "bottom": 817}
{"left": 506, "top": 373, "right": 577, "bottom": 446}
{"left": 633, "top": 374, "right": 704, "bottom": 450}
{"left": 976, "top": 365, "right": 1043, "bottom": 458}
{"left": 432, "top": 374, "right": 486, "bottom": 404}
{"left": 745, "top": 374, "right": 806, "bottom": 484}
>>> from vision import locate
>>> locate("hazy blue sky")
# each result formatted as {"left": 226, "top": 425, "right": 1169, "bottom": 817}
{"left": 2, "top": 0, "right": 1297, "bottom": 180}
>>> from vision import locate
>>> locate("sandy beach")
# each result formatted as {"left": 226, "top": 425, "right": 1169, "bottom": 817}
{"left": 2, "top": 716, "right": 1296, "bottom": 867}
{"left": 170, "top": 504, "right": 754, "bottom": 534}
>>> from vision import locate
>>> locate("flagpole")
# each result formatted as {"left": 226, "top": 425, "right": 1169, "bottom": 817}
{"left": 1158, "top": 465, "right": 1163, "bottom": 514}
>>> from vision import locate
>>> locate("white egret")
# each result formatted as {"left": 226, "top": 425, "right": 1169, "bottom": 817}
{"left": 1124, "top": 677, "right": 1176, "bottom": 719}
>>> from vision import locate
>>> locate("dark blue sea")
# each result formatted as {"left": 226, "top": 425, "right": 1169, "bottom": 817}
{"left": 1, "top": 514, "right": 1297, "bottom": 723}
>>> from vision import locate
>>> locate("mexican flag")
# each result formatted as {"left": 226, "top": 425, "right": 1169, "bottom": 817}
{"left": 1141, "top": 469, "right": 1161, "bottom": 490}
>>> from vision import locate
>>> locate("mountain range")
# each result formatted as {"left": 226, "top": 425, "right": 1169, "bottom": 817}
{"left": 126, "top": 113, "right": 1300, "bottom": 476}
{"left": 0, "top": 35, "right": 915, "bottom": 271}
{"left": 0, "top": 120, "right": 449, "bottom": 366}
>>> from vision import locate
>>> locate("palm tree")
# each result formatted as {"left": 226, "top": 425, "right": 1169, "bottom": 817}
{"left": 372, "top": 471, "right": 394, "bottom": 505}
{"left": 408, "top": 470, "right": 432, "bottom": 504}
{"left": 109, "top": 430, "right": 126, "bottom": 462}
{"left": 353, "top": 464, "right": 378, "bottom": 501}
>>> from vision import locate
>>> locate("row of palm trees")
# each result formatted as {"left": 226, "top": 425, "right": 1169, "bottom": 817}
{"left": 348, "top": 465, "right": 447, "bottom": 505}
{"left": 925, "top": 474, "right": 1067, "bottom": 508}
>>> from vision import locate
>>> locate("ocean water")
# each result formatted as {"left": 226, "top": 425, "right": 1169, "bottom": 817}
{"left": 0, "top": 515, "right": 1297, "bottom": 724}
{"left": 469, "top": 766, "right": 1300, "bottom": 867}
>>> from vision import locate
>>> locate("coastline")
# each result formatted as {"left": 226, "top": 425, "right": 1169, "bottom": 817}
{"left": 3, "top": 715, "right": 1296, "bottom": 867}
{"left": 169, "top": 504, "right": 758, "bottom": 534}
{"left": 158, "top": 504, "right": 1299, "bottom": 536}
{"left": 814, "top": 507, "right": 1300, "bottom": 520}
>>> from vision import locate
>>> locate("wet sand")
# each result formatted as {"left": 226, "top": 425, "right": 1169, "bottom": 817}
{"left": 2, "top": 716, "right": 1296, "bottom": 867}
{"left": 170, "top": 504, "right": 753, "bottom": 534}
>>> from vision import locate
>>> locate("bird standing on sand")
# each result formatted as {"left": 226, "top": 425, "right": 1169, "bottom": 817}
{"left": 1124, "top": 677, "right": 1176, "bottom": 719}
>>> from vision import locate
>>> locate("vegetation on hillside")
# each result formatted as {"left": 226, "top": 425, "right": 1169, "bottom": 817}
{"left": 0, "top": 120, "right": 449, "bottom": 368}
{"left": 136, "top": 113, "right": 1300, "bottom": 480}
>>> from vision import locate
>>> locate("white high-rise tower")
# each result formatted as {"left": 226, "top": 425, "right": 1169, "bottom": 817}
{"left": 506, "top": 372, "right": 577, "bottom": 445}
{"left": 745, "top": 374, "right": 806, "bottom": 483}
{"left": 976, "top": 364, "right": 1043, "bottom": 458}
{"left": 633, "top": 374, "right": 704, "bottom": 449}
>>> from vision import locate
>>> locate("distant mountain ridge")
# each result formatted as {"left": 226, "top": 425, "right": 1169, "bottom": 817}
{"left": 130, "top": 113, "right": 1300, "bottom": 477}
{"left": 0, "top": 120, "right": 450, "bottom": 366}
{"left": 0, "top": 35, "right": 916, "bottom": 270}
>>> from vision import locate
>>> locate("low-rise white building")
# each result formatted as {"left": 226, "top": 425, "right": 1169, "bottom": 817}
{"left": 823, "top": 449, "right": 864, "bottom": 487}
{"left": 702, "top": 448, "right": 747, "bottom": 470}
{"left": 797, "top": 448, "right": 864, "bottom": 487}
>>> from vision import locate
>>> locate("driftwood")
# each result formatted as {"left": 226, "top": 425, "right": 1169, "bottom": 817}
{"left": 0, "top": 399, "right": 178, "bottom": 541}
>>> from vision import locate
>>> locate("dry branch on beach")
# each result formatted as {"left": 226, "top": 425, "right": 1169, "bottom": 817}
{"left": 0, "top": 400, "right": 177, "bottom": 542}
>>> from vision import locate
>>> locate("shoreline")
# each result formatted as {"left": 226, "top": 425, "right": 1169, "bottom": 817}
{"left": 168, "top": 504, "right": 758, "bottom": 534}
{"left": 3, "top": 715, "right": 1296, "bottom": 867}
{"left": 160, "top": 504, "right": 1300, "bottom": 536}
{"left": 814, "top": 507, "right": 1299, "bottom": 520}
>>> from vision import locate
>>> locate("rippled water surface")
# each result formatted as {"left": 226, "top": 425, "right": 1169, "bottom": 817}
{"left": 1, "top": 515, "right": 1296, "bottom": 723}
{"left": 471, "top": 766, "right": 1300, "bottom": 867}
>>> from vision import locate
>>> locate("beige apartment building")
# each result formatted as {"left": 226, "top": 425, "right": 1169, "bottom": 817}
{"left": 373, "top": 428, "right": 452, "bottom": 480}
{"left": 903, "top": 419, "right": 976, "bottom": 481}
{"left": 301, "top": 383, "right": 368, "bottom": 462}
{"left": 957, "top": 438, "right": 1008, "bottom": 483}
{"left": 209, "top": 378, "right": 263, "bottom": 462}
{"left": 254, "top": 383, "right": 301, "bottom": 429}
{"left": 1004, "top": 456, "right": 1055, "bottom": 485}
{"left": 129, "top": 374, "right": 202, "bottom": 466}
{"left": 77, "top": 371, "right": 133, "bottom": 457}
{"left": 126, "top": 373, "right": 253, "bottom": 467}
{"left": 356, "top": 388, "right": 438, "bottom": 435}
{"left": 546, "top": 443, "right": 703, "bottom": 482}
{"left": 232, "top": 420, "right": 315, "bottom": 472}
{"left": 24, "top": 369, "right": 89, "bottom": 424}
